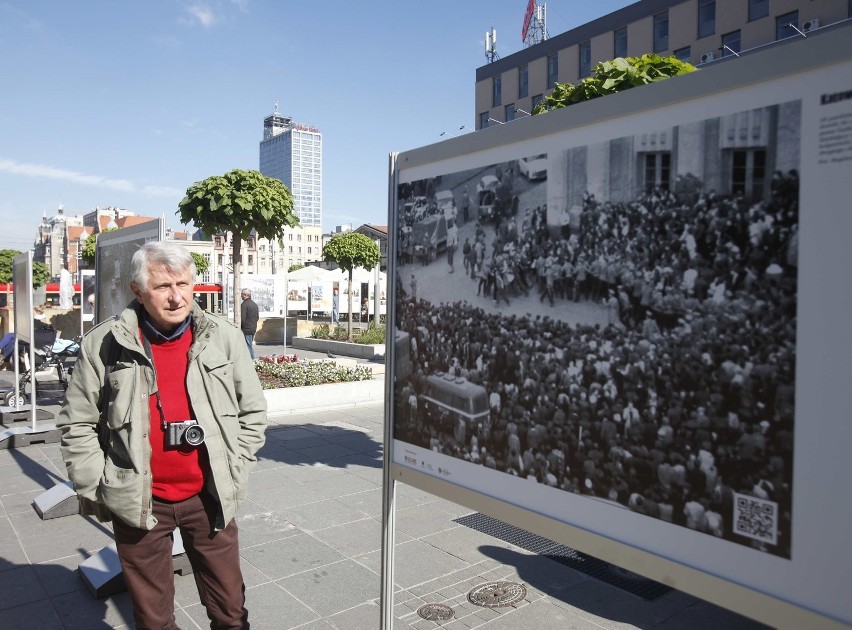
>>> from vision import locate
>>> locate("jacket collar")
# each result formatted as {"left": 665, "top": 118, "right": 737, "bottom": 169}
{"left": 111, "top": 301, "right": 215, "bottom": 355}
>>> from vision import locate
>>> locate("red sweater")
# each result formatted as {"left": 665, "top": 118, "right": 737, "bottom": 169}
{"left": 146, "top": 328, "right": 207, "bottom": 501}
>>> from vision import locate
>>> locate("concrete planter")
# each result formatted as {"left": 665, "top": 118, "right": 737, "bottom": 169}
{"left": 263, "top": 376, "right": 386, "bottom": 417}
{"left": 291, "top": 336, "right": 385, "bottom": 360}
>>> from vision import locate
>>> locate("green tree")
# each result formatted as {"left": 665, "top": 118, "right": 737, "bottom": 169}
{"left": 322, "top": 232, "right": 381, "bottom": 341}
{"left": 0, "top": 249, "right": 18, "bottom": 284}
{"left": 32, "top": 261, "right": 50, "bottom": 289}
{"left": 80, "top": 227, "right": 118, "bottom": 265}
{"left": 190, "top": 252, "right": 210, "bottom": 277}
{"left": 287, "top": 263, "right": 304, "bottom": 273}
{"left": 0, "top": 249, "right": 50, "bottom": 289}
{"left": 533, "top": 54, "right": 696, "bottom": 114}
{"left": 177, "top": 169, "right": 296, "bottom": 326}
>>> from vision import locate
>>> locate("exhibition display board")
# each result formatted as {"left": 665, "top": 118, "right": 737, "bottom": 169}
{"left": 383, "top": 28, "right": 852, "bottom": 630}
{"left": 94, "top": 220, "right": 163, "bottom": 324}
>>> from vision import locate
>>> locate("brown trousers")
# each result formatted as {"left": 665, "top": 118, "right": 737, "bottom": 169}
{"left": 112, "top": 492, "right": 248, "bottom": 630}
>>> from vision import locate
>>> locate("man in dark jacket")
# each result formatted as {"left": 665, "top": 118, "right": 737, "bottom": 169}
{"left": 240, "top": 289, "right": 259, "bottom": 359}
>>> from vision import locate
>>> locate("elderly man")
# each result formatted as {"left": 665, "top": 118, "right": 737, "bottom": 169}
{"left": 57, "top": 241, "right": 267, "bottom": 630}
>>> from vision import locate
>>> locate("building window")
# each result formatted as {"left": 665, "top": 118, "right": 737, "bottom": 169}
{"left": 643, "top": 153, "right": 671, "bottom": 191}
{"left": 697, "top": 0, "right": 715, "bottom": 39}
{"left": 288, "top": 233, "right": 293, "bottom": 241}
{"left": 653, "top": 12, "right": 668, "bottom": 53}
{"left": 748, "top": 0, "right": 769, "bottom": 21}
{"left": 247, "top": 255, "right": 253, "bottom": 266}
{"left": 518, "top": 65, "right": 529, "bottom": 98}
{"left": 307, "top": 247, "right": 312, "bottom": 254}
{"left": 288, "top": 246, "right": 293, "bottom": 253}
{"left": 731, "top": 149, "right": 766, "bottom": 201}
{"left": 674, "top": 46, "right": 691, "bottom": 61}
{"left": 776, "top": 11, "right": 799, "bottom": 40}
{"left": 721, "top": 30, "right": 741, "bottom": 56}
{"left": 492, "top": 76, "right": 502, "bottom": 107}
{"left": 547, "top": 53, "right": 558, "bottom": 88}
{"left": 579, "top": 40, "right": 591, "bottom": 78}
{"left": 613, "top": 26, "right": 628, "bottom": 58}
{"left": 532, "top": 94, "right": 544, "bottom": 111}
{"left": 505, "top": 103, "right": 517, "bottom": 121}
{"left": 479, "top": 112, "right": 489, "bottom": 129}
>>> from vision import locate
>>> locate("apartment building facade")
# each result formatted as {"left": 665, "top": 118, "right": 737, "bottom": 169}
{"left": 475, "top": 0, "right": 851, "bottom": 128}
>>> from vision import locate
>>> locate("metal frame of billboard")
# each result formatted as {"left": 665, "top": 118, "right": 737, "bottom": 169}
{"left": 93, "top": 219, "right": 163, "bottom": 324}
{"left": 79, "top": 269, "right": 96, "bottom": 336}
{"left": 382, "top": 27, "right": 852, "bottom": 630}
{"left": 10, "top": 252, "right": 37, "bottom": 422}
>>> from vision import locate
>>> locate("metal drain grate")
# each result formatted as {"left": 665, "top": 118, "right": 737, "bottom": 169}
{"left": 417, "top": 603, "right": 454, "bottom": 621}
{"left": 454, "top": 512, "right": 672, "bottom": 601}
{"left": 468, "top": 581, "right": 528, "bottom": 608}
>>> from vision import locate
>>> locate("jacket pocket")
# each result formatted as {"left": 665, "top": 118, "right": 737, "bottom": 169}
{"left": 106, "top": 366, "right": 137, "bottom": 429}
{"left": 99, "top": 459, "right": 142, "bottom": 523}
{"left": 201, "top": 356, "right": 238, "bottom": 417}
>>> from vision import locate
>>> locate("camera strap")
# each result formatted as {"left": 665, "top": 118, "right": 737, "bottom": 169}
{"left": 140, "top": 334, "right": 169, "bottom": 432}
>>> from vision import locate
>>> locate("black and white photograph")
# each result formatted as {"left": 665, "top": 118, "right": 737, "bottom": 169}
{"left": 94, "top": 221, "right": 162, "bottom": 323}
{"left": 81, "top": 270, "right": 96, "bottom": 326}
{"left": 393, "top": 100, "right": 801, "bottom": 559}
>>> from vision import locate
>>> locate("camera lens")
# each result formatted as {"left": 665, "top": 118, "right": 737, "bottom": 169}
{"left": 184, "top": 424, "right": 205, "bottom": 446}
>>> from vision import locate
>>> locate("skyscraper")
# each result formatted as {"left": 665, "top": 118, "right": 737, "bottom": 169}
{"left": 259, "top": 104, "right": 322, "bottom": 227}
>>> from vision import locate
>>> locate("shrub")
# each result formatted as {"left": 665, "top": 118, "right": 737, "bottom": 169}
{"left": 533, "top": 54, "right": 696, "bottom": 114}
{"left": 354, "top": 323, "right": 386, "bottom": 345}
{"left": 311, "top": 324, "right": 331, "bottom": 339}
{"left": 255, "top": 359, "right": 373, "bottom": 389}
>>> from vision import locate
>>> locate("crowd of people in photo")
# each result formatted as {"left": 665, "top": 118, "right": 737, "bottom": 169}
{"left": 395, "top": 169, "right": 799, "bottom": 557}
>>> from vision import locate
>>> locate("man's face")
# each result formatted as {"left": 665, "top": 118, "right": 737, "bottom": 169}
{"left": 241, "top": 292, "right": 249, "bottom": 301}
{"left": 132, "top": 263, "right": 194, "bottom": 333}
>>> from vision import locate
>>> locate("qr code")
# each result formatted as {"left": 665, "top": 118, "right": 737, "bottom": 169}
{"left": 733, "top": 492, "right": 778, "bottom": 545}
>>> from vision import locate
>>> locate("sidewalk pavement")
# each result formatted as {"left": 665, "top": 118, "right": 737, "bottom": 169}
{"left": 0, "top": 346, "right": 770, "bottom": 629}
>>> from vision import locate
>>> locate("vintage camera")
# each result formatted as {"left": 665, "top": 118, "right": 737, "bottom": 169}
{"left": 166, "top": 420, "right": 205, "bottom": 448}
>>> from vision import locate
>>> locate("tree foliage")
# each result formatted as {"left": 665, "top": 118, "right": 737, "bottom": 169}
{"left": 80, "top": 227, "right": 118, "bottom": 265}
{"left": 533, "top": 54, "right": 697, "bottom": 114}
{"left": 0, "top": 249, "right": 18, "bottom": 284}
{"left": 32, "top": 261, "right": 50, "bottom": 289}
{"left": 177, "top": 169, "right": 297, "bottom": 325}
{"left": 288, "top": 263, "right": 305, "bottom": 273}
{"left": 0, "top": 249, "right": 51, "bottom": 288}
{"left": 190, "top": 252, "right": 209, "bottom": 277}
{"left": 322, "top": 232, "right": 381, "bottom": 341}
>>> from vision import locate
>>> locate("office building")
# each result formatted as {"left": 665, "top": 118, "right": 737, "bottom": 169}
{"left": 475, "top": 0, "right": 851, "bottom": 128}
{"left": 258, "top": 106, "right": 323, "bottom": 228}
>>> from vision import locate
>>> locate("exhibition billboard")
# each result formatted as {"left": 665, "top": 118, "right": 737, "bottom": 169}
{"left": 94, "top": 220, "right": 163, "bottom": 323}
{"left": 386, "top": 28, "right": 852, "bottom": 629}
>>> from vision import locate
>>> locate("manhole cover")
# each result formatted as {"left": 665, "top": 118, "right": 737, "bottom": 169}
{"left": 417, "top": 603, "right": 454, "bottom": 621}
{"left": 468, "top": 581, "right": 527, "bottom": 608}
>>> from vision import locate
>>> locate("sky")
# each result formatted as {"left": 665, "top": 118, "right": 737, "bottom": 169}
{"left": 0, "top": 0, "right": 632, "bottom": 251}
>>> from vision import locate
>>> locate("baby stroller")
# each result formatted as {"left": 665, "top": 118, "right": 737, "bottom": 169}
{"left": 2, "top": 331, "right": 81, "bottom": 407}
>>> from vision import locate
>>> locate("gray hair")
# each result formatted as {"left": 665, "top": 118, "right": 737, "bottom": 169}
{"left": 131, "top": 241, "right": 196, "bottom": 289}
{"left": 241, "top": 289, "right": 251, "bottom": 298}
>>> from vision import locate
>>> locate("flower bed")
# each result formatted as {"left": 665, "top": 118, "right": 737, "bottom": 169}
{"left": 255, "top": 356, "right": 373, "bottom": 389}
{"left": 258, "top": 353, "right": 299, "bottom": 364}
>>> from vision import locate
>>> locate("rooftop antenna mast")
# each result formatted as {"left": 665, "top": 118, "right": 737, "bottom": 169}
{"left": 485, "top": 27, "right": 499, "bottom": 63}
{"left": 522, "top": 1, "right": 548, "bottom": 47}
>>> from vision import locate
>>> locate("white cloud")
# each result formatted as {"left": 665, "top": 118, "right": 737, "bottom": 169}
{"left": 0, "top": 158, "right": 182, "bottom": 198}
{"left": 185, "top": 3, "right": 218, "bottom": 28}
{"left": 231, "top": 0, "right": 249, "bottom": 13}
